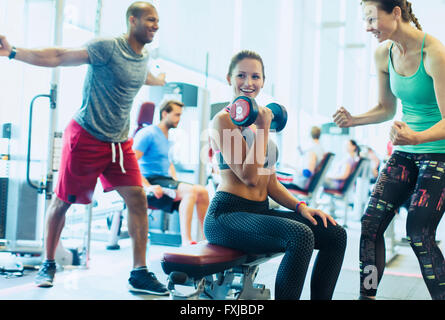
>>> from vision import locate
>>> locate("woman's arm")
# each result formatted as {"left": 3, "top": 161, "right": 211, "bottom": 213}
{"left": 212, "top": 107, "right": 271, "bottom": 187}
{"left": 267, "top": 172, "right": 299, "bottom": 211}
{"left": 333, "top": 43, "right": 398, "bottom": 128}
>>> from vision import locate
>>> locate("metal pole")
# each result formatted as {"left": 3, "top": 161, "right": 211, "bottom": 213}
{"left": 81, "top": 0, "right": 103, "bottom": 268}
{"left": 47, "top": 0, "right": 67, "bottom": 265}
{"left": 82, "top": 203, "right": 93, "bottom": 268}
{"left": 94, "top": 0, "right": 102, "bottom": 36}
{"left": 44, "top": 0, "right": 65, "bottom": 204}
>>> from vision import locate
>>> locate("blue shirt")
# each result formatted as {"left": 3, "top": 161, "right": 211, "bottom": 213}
{"left": 133, "top": 125, "right": 172, "bottom": 177}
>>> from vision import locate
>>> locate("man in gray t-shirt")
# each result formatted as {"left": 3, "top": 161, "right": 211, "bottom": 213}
{"left": 0, "top": 2, "right": 168, "bottom": 295}
{"left": 75, "top": 35, "right": 151, "bottom": 143}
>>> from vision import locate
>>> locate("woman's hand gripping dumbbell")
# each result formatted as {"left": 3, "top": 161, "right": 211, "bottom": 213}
{"left": 228, "top": 96, "right": 288, "bottom": 132}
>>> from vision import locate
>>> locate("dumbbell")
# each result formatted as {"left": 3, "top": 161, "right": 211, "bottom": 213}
{"left": 145, "top": 187, "right": 177, "bottom": 213}
{"left": 229, "top": 96, "right": 288, "bottom": 132}
{"left": 144, "top": 186, "right": 176, "bottom": 199}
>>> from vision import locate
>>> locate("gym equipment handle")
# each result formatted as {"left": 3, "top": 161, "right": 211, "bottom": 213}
{"left": 26, "top": 89, "right": 56, "bottom": 192}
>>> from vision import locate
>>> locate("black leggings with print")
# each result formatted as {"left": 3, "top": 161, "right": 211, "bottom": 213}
{"left": 360, "top": 151, "right": 445, "bottom": 300}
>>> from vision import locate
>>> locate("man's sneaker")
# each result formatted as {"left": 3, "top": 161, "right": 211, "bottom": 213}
{"left": 128, "top": 268, "right": 169, "bottom": 296}
{"left": 35, "top": 260, "right": 57, "bottom": 288}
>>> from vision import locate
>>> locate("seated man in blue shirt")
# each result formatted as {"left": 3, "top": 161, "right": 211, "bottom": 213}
{"left": 133, "top": 100, "right": 209, "bottom": 245}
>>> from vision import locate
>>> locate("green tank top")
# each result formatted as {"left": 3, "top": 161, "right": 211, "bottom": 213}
{"left": 389, "top": 33, "right": 445, "bottom": 154}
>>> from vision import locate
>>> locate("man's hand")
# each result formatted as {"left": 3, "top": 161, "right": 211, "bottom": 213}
{"left": 157, "top": 72, "right": 166, "bottom": 86}
{"left": 146, "top": 72, "right": 166, "bottom": 86}
{"left": 0, "top": 35, "right": 12, "bottom": 57}
{"left": 144, "top": 185, "right": 164, "bottom": 199}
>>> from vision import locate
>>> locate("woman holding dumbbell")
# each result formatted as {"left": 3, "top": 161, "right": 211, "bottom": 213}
{"left": 204, "top": 50, "right": 347, "bottom": 300}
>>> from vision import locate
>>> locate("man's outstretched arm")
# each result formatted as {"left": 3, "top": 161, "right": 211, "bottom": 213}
{"left": 1, "top": 34, "right": 89, "bottom": 67}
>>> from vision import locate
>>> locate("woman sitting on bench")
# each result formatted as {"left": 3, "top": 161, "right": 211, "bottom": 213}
{"left": 204, "top": 50, "right": 347, "bottom": 300}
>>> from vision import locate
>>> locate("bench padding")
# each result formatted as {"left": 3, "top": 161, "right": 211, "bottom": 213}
{"left": 163, "top": 241, "right": 246, "bottom": 265}
{"left": 162, "top": 241, "right": 248, "bottom": 278}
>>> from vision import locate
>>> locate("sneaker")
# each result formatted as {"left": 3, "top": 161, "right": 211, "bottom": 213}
{"left": 35, "top": 260, "right": 57, "bottom": 288}
{"left": 128, "top": 268, "right": 169, "bottom": 296}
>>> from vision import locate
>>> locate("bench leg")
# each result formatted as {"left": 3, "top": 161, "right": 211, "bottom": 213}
{"left": 167, "top": 272, "right": 206, "bottom": 300}
{"left": 203, "top": 272, "right": 236, "bottom": 299}
{"left": 166, "top": 265, "right": 272, "bottom": 300}
{"left": 235, "top": 265, "right": 271, "bottom": 300}
{"left": 167, "top": 271, "right": 235, "bottom": 300}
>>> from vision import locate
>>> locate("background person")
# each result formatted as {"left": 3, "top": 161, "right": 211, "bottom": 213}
{"left": 290, "top": 126, "right": 325, "bottom": 190}
{"left": 133, "top": 100, "right": 209, "bottom": 245}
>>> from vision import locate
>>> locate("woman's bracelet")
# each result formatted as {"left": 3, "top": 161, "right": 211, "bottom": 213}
{"left": 296, "top": 201, "right": 307, "bottom": 213}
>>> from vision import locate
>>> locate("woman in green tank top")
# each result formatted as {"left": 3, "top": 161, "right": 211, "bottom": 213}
{"left": 333, "top": 0, "right": 445, "bottom": 300}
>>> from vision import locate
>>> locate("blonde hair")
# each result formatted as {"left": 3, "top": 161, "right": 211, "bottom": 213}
{"left": 310, "top": 126, "right": 321, "bottom": 140}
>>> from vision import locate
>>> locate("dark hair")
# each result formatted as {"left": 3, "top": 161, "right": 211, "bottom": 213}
{"left": 227, "top": 50, "right": 266, "bottom": 80}
{"left": 349, "top": 139, "right": 361, "bottom": 156}
{"left": 126, "top": 1, "right": 155, "bottom": 24}
{"left": 361, "top": 0, "right": 422, "bottom": 30}
{"left": 159, "top": 100, "right": 184, "bottom": 121}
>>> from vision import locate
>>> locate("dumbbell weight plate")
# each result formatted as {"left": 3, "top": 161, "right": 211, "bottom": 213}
{"left": 266, "top": 103, "right": 288, "bottom": 132}
{"left": 230, "top": 96, "right": 258, "bottom": 127}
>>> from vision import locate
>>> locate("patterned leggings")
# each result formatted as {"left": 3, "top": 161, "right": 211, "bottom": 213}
{"left": 360, "top": 151, "right": 445, "bottom": 300}
{"left": 204, "top": 191, "right": 347, "bottom": 300}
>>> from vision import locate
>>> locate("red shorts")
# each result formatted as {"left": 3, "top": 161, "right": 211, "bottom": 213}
{"left": 55, "top": 120, "right": 142, "bottom": 204}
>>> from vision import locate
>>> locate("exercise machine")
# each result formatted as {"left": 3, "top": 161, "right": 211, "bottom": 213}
{"left": 0, "top": 0, "right": 87, "bottom": 268}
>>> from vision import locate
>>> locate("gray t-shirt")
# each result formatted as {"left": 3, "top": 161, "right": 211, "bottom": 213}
{"left": 74, "top": 35, "right": 149, "bottom": 142}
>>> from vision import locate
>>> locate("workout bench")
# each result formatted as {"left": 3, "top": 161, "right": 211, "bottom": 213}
{"left": 161, "top": 241, "right": 282, "bottom": 300}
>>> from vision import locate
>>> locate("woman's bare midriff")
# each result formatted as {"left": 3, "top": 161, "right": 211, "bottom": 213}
{"left": 217, "top": 169, "right": 271, "bottom": 202}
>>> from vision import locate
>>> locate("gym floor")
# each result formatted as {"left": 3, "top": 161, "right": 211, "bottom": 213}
{"left": 0, "top": 214, "right": 443, "bottom": 301}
